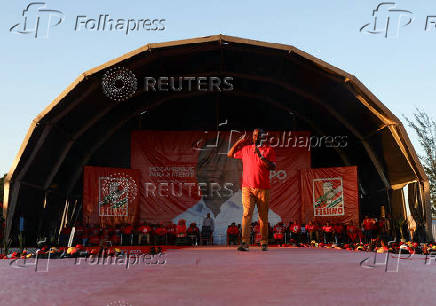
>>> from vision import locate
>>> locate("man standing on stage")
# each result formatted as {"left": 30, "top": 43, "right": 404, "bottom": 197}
{"left": 227, "top": 129, "right": 276, "bottom": 251}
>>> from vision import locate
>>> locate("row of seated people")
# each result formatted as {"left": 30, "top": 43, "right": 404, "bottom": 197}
{"left": 59, "top": 217, "right": 389, "bottom": 247}
{"left": 226, "top": 218, "right": 391, "bottom": 246}
{"left": 59, "top": 219, "right": 213, "bottom": 247}
{"left": 271, "top": 219, "right": 391, "bottom": 245}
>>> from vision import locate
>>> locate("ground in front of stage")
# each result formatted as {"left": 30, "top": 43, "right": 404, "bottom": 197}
{"left": 0, "top": 246, "right": 435, "bottom": 305}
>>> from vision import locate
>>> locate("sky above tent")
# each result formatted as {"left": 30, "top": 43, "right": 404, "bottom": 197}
{"left": 1, "top": 0, "right": 435, "bottom": 175}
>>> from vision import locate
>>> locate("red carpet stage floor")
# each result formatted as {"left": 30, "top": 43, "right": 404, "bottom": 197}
{"left": 0, "top": 246, "right": 435, "bottom": 306}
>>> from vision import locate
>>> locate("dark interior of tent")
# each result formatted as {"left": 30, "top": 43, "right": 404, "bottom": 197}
{"left": 6, "top": 37, "right": 422, "bottom": 245}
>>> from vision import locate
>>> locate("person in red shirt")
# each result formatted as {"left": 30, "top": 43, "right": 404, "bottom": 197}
{"left": 227, "top": 223, "right": 239, "bottom": 246}
{"left": 227, "top": 129, "right": 276, "bottom": 252}
{"left": 249, "top": 222, "right": 255, "bottom": 244}
{"left": 377, "top": 217, "right": 391, "bottom": 244}
{"left": 187, "top": 223, "right": 200, "bottom": 245}
{"left": 137, "top": 222, "right": 152, "bottom": 245}
{"left": 101, "top": 227, "right": 112, "bottom": 241}
{"left": 322, "top": 222, "right": 334, "bottom": 244}
{"left": 88, "top": 224, "right": 101, "bottom": 246}
{"left": 333, "top": 223, "right": 345, "bottom": 244}
{"left": 252, "top": 221, "right": 262, "bottom": 245}
{"left": 176, "top": 220, "right": 187, "bottom": 237}
{"left": 305, "top": 221, "right": 316, "bottom": 243}
{"left": 376, "top": 217, "right": 385, "bottom": 237}
{"left": 362, "top": 216, "right": 377, "bottom": 243}
{"left": 166, "top": 222, "right": 177, "bottom": 245}
{"left": 289, "top": 222, "right": 301, "bottom": 244}
{"left": 175, "top": 220, "right": 187, "bottom": 245}
{"left": 346, "top": 221, "right": 359, "bottom": 243}
{"left": 111, "top": 226, "right": 121, "bottom": 245}
{"left": 121, "top": 224, "right": 134, "bottom": 245}
{"left": 154, "top": 224, "right": 168, "bottom": 245}
{"left": 273, "top": 222, "right": 285, "bottom": 246}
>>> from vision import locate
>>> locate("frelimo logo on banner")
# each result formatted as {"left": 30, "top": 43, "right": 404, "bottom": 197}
{"left": 313, "top": 178, "right": 344, "bottom": 216}
{"left": 10, "top": 2, "right": 166, "bottom": 39}
{"left": 98, "top": 172, "right": 138, "bottom": 217}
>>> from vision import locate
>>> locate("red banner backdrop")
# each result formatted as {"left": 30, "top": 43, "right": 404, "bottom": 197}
{"left": 300, "top": 166, "right": 359, "bottom": 225}
{"left": 131, "top": 130, "right": 311, "bottom": 226}
{"left": 83, "top": 166, "right": 141, "bottom": 226}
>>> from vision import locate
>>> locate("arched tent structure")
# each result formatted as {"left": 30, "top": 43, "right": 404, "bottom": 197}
{"left": 3, "top": 35, "right": 432, "bottom": 244}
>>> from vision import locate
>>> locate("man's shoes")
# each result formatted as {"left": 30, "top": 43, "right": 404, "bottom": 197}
{"left": 237, "top": 243, "right": 249, "bottom": 251}
{"left": 261, "top": 244, "right": 268, "bottom": 251}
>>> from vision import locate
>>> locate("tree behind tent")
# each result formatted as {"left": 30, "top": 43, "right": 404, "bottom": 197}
{"left": 404, "top": 108, "right": 436, "bottom": 217}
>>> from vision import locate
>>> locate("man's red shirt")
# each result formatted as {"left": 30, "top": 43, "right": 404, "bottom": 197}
{"left": 176, "top": 224, "right": 186, "bottom": 235}
{"left": 346, "top": 225, "right": 357, "bottom": 233}
{"left": 273, "top": 224, "right": 285, "bottom": 233}
{"left": 155, "top": 227, "right": 167, "bottom": 236}
{"left": 233, "top": 144, "right": 276, "bottom": 189}
{"left": 322, "top": 225, "right": 333, "bottom": 233}
{"left": 89, "top": 235, "right": 100, "bottom": 244}
{"left": 306, "top": 224, "right": 317, "bottom": 232}
{"left": 363, "top": 218, "right": 375, "bottom": 231}
{"left": 138, "top": 225, "right": 151, "bottom": 233}
{"left": 122, "top": 225, "right": 134, "bottom": 235}
{"left": 166, "top": 224, "right": 176, "bottom": 235}
{"left": 377, "top": 219, "right": 385, "bottom": 231}
{"left": 111, "top": 234, "right": 121, "bottom": 244}
{"left": 290, "top": 224, "right": 301, "bottom": 233}
{"left": 187, "top": 226, "right": 199, "bottom": 234}
{"left": 227, "top": 226, "right": 239, "bottom": 235}
{"left": 334, "top": 224, "right": 344, "bottom": 233}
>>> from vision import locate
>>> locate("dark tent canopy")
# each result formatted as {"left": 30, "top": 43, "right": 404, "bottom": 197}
{"left": 3, "top": 35, "right": 432, "bottom": 243}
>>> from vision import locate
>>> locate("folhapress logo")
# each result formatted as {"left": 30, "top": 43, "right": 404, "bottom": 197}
{"left": 360, "top": 2, "right": 414, "bottom": 38}
{"left": 10, "top": 2, "right": 64, "bottom": 38}
{"left": 10, "top": 3, "right": 167, "bottom": 39}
